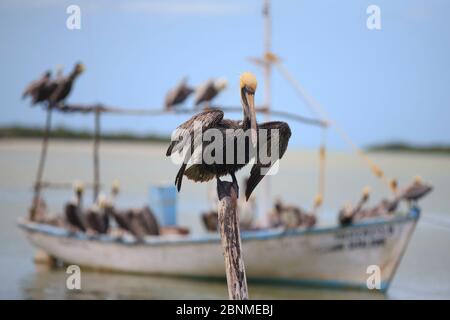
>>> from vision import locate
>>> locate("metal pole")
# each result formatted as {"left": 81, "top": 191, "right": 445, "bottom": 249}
{"left": 31, "top": 107, "right": 52, "bottom": 220}
{"left": 93, "top": 108, "right": 101, "bottom": 202}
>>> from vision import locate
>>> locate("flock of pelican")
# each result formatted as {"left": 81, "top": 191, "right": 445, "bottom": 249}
{"left": 63, "top": 181, "right": 161, "bottom": 241}
{"left": 22, "top": 63, "right": 84, "bottom": 108}
{"left": 164, "top": 77, "right": 228, "bottom": 110}
{"left": 23, "top": 65, "right": 434, "bottom": 236}
{"left": 338, "top": 177, "right": 433, "bottom": 227}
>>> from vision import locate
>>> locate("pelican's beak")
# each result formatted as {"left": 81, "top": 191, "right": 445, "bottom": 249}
{"left": 243, "top": 88, "right": 257, "bottom": 147}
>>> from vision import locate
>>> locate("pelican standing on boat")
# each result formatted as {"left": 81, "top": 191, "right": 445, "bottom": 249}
{"left": 166, "top": 72, "right": 291, "bottom": 200}
{"left": 302, "top": 194, "right": 323, "bottom": 228}
{"left": 399, "top": 176, "right": 433, "bottom": 204}
{"left": 338, "top": 187, "right": 371, "bottom": 226}
{"left": 64, "top": 181, "right": 86, "bottom": 232}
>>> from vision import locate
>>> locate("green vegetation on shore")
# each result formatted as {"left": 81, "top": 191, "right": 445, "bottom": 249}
{"left": 0, "top": 125, "right": 169, "bottom": 143}
{"left": 367, "top": 142, "right": 450, "bottom": 154}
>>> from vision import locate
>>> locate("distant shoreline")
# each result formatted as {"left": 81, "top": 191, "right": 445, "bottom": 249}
{"left": 367, "top": 142, "right": 450, "bottom": 154}
{"left": 1, "top": 126, "right": 449, "bottom": 154}
{"left": 0, "top": 126, "right": 169, "bottom": 143}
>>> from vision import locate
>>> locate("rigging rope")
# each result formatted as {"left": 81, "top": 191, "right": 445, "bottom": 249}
{"left": 274, "top": 60, "right": 393, "bottom": 191}
{"left": 318, "top": 127, "right": 327, "bottom": 202}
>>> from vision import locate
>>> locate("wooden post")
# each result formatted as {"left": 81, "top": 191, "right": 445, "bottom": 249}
{"left": 31, "top": 107, "right": 52, "bottom": 220}
{"left": 93, "top": 107, "right": 101, "bottom": 202}
{"left": 217, "top": 180, "right": 249, "bottom": 300}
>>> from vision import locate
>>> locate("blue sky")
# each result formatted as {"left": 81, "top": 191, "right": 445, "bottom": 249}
{"left": 1, "top": 0, "right": 449, "bottom": 149}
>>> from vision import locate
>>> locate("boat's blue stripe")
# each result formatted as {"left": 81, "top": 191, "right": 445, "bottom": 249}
{"left": 17, "top": 207, "right": 420, "bottom": 247}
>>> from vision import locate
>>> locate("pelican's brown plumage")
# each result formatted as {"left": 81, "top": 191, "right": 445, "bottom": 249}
{"left": 64, "top": 182, "right": 86, "bottom": 232}
{"left": 301, "top": 195, "right": 323, "bottom": 228}
{"left": 48, "top": 62, "right": 84, "bottom": 107}
{"left": 399, "top": 176, "right": 433, "bottom": 203}
{"left": 194, "top": 78, "right": 227, "bottom": 107}
{"left": 22, "top": 71, "right": 52, "bottom": 105}
{"left": 164, "top": 77, "right": 194, "bottom": 110}
{"left": 338, "top": 187, "right": 371, "bottom": 226}
{"left": 166, "top": 72, "right": 291, "bottom": 200}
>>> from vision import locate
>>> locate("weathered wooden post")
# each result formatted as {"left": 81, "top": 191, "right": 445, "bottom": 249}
{"left": 217, "top": 180, "right": 249, "bottom": 300}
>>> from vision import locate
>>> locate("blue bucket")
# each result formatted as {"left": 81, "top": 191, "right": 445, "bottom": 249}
{"left": 150, "top": 185, "right": 177, "bottom": 226}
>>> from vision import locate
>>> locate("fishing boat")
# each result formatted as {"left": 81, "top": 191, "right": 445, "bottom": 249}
{"left": 18, "top": 207, "right": 418, "bottom": 292}
{"left": 18, "top": 0, "right": 425, "bottom": 293}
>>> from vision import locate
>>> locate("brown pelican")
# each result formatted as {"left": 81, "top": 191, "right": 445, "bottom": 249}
{"left": 301, "top": 194, "right": 323, "bottom": 228}
{"left": 194, "top": 78, "right": 227, "bottom": 108}
{"left": 22, "top": 71, "right": 52, "bottom": 105}
{"left": 399, "top": 176, "right": 433, "bottom": 204}
{"left": 84, "top": 194, "right": 111, "bottom": 234}
{"left": 111, "top": 209, "right": 131, "bottom": 232}
{"left": 370, "top": 198, "right": 399, "bottom": 217}
{"left": 139, "top": 206, "right": 160, "bottom": 235}
{"left": 167, "top": 72, "right": 291, "bottom": 200}
{"left": 122, "top": 207, "right": 159, "bottom": 241}
{"left": 164, "top": 77, "right": 194, "bottom": 110}
{"left": 267, "top": 199, "right": 302, "bottom": 229}
{"left": 338, "top": 187, "right": 371, "bottom": 226}
{"left": 64, "top": 181, "right": 86, "bottom": 232}
{"left": 48, "top": 62, "right": 84, "bottom": 107}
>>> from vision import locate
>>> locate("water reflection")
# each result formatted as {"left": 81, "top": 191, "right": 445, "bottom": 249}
{"left": 20, "top": 264, "right": 385, "bottom": 300}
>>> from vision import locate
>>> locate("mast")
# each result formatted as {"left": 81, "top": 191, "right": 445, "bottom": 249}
{"left": 31, "top": 107, "right": 52, "bottom": 220}
{"left": 93, "top": 107, "right": 101, "bottom": 202}
{"left": 261, "top": 0, "right": 272, "bottom": 218}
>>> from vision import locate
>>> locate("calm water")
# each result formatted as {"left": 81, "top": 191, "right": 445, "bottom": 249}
{"left": 1, "top": 139, "right": 450, "bottom": 299}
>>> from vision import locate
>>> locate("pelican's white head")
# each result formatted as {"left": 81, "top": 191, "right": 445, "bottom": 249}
{"left": 362, "top": 186, "right": 371, "bottom": 197}
{"left": 414, "top": 175, "right": 423, "bottom": 184}
{"left": 314, "top": 194, "right": 323, "bottom": 208}
{"left": 73, "top": 180, "right": 85, "bottom": 194}
{"left": 111, "top": 179, "right": 120, "bottom": 195}
{"left": 96, "top": 193, "right": 108, "bottom": 209}
{"left": 214, "top": 78, "right": 228, "bottom": 91}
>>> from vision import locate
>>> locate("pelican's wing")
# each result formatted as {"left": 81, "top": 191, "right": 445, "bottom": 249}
{"left": 245, "top": 121, "right": 292, "bottom": 200}
{"left": 167, "top": 109, "right": 224, "bottom": 191}
{"left": 22, "top": 76, "right": 47, "bottom": 99}
{"left": 194, "top": 79, "right": 214, "bottom": 105}
{"left": 166, "top": 109, "right": 224, "bottom": 157}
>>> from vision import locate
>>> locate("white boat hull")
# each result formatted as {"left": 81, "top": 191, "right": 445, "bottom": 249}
{"left": 18, "top": 209, "right": 420, "bottom": 291}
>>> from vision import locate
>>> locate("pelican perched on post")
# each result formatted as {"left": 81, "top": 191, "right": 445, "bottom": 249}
{"left": 194, "top": 78, "right": 227, "bottom": 108}
{"left": 22, "top": 70, "right": 52, "bottom": 106}
{"left": 48, "top": 62, "right": 84, "bottom": 107}
{"left": 164, "top": 77, "right": 194, "bottom": 110}
{"left": 167, "top": 72, "right": 291, "bottom": 200}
